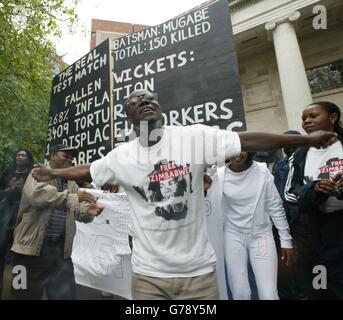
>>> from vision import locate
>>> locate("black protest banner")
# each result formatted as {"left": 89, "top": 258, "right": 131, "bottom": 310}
{"left": 46, "top": 39, "right": 111, "bottom": 164}
{"left": 111, "top": 0, "right": 246, "bottom": 146}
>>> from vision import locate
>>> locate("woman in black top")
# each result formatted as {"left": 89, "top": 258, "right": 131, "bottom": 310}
{"left": 286, "top": 101, "right": 343, "bottom": 299}
{"left": 0, "top": 149, "right": 33, "bottom": 296}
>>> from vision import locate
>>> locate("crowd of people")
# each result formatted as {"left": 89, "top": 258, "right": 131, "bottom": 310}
{"left": 0, "top": 145, "right": 103, "bottom": 299}
{"left": 0, "top": 89, "right": 342, "bottom": 300}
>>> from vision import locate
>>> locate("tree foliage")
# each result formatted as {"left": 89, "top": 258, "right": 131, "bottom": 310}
{"left": 0, "top": 0, "right": 78, "bottom": 169}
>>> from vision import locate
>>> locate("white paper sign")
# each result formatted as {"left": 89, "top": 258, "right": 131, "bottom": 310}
{"left": 72, "top": 190, "right": 132, "bottom": 299}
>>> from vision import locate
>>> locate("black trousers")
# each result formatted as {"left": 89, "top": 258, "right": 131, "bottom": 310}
{"left": 292, "top": 211, "right": 343, "bottom": 300}
{"left": 273, "top": 226, "right": 300, "bottom": 300}
{"left": 291, "top": 223, "right": 316, "bottom": 299}
{"left": 309, "top": 211, "right": 343, "bottom": 300}
{"left": 0, "top": 200, "right": 19, "bottom": 298}
{"left": 12, "top": 236, "right": 76, "bottom": 300}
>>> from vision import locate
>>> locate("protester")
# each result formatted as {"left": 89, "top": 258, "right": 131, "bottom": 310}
{"left": 285, "top": 101, "right": 343, "bottom": 299}
{"left": 273, "top": 129, "right": 304, "bottom": 299}
{"left": 205, "top": 168, "right": 259, "bottom": 300}
{"left": 207, "top": 152, "right": 293, "bottom": 299}
{"left": 11, "top": 144, "right": 103, "bottom": 300}
{"left": 254, "top": 149, "right": 283, "bottom": 175}
{"left": 0, "top": 149, "right": 34, "bottom": 298}
{"left": 274, "top": 130, "right": 302, "bottom": 204}
{"left": 32, "top": 89, "right": 336, "bottom": 300}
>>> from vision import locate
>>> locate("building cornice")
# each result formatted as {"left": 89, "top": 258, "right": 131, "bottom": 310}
{"left": 229, "top": 0, "right": 262, "bottom": 12}
{"left": 231, "top": 0, "right": 320, "bottom": 34}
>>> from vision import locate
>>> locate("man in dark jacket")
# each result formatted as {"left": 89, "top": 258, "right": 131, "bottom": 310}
{"left": 273, "top": 129, "right": 305, "bottom": 299}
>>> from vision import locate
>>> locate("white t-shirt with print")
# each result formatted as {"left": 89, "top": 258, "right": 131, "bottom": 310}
{"left": 304, "top": 141, "right": 343, "bottom": 213}
{"left": 90, "top": 124, "right": 241, "bottom": 278}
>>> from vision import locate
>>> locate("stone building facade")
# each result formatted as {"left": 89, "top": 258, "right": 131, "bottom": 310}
{"left": 90, "top": 0, "right": 343, "bottom": 133}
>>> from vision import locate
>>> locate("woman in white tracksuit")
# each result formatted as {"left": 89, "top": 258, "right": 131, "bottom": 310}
{"left": 207, "top": 151, "right": 294, "bottom": 300}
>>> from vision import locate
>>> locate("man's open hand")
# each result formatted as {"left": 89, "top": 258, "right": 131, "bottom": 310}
{"left": 307, "top": 130, "right": 337, "bottom": 148}
{"left": 32, "top": 164, "right": 52, "bottom": 182}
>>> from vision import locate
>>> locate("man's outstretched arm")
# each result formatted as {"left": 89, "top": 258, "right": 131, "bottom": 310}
{"left": 238, "top": 130, "right": 337, "bottom": 151}
{"left": 32, "top": 164, "right": 92, "bottom": 182}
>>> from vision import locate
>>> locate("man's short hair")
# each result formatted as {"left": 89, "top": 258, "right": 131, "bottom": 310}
{"left": 49, "top": 144, "right": 78, "bottom": 158}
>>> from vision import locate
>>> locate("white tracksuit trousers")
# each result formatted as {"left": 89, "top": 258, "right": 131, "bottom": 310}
{"left": 224, "top": 228, "right": 279, "bottom": 300}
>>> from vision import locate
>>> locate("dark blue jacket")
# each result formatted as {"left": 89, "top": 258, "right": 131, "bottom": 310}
{"left": 274, "top": 155, "right": 300, "bottom": 224}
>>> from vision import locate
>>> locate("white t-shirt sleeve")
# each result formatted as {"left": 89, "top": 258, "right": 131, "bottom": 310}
{"left": 199, "top": 125, "right": 241, "bottom": 165}
{"left": 90, "top": 152, "right": 117, "bottom": 188}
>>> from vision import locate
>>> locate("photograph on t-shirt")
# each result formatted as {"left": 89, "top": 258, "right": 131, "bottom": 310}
{"left": 133, "top": 160, "right": 193, "bottom": 221}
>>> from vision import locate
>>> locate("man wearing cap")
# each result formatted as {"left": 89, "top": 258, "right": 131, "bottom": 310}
{"left": 11, "top": 144, "right": 103, "bottom": 300}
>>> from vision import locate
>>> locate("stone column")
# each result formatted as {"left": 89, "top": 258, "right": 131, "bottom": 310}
{"left": 265, "top": 11, "right": 312, "bottom": 132}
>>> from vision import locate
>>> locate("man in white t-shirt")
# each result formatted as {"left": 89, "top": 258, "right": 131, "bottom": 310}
{"left": 32, "top": 89, "right": 337, "bottom": 300}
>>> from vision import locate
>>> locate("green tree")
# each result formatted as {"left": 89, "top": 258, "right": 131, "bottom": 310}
{"left": 0, "top": 0, "right": 78, "bottom": 170}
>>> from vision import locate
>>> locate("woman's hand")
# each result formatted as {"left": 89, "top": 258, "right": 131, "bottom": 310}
{"left": 331, "top": 172, "right": 343, "bottom": 199}
{"left": 332, "top": 172, "right": 343, "bottom": 189}
{"left": 314, "top": 179, "right": 336, "bottom": 196}
{"left": 281, "top": 248, "right": 294, "bottom": 266}
{"left": 203, "top": 173, "right": 212, "bottom": 193}
{"left": 6, "top": 177, "right": 17, "bottom": 192}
